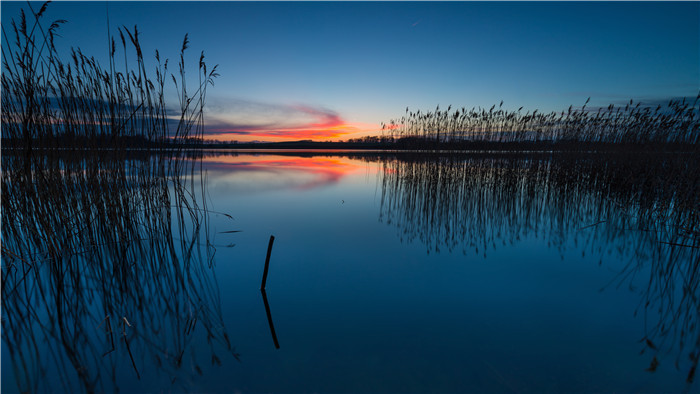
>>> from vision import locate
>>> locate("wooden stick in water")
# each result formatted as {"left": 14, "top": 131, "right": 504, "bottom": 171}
{"left": 260, "top": 235, "right": 275, "bottom": 289}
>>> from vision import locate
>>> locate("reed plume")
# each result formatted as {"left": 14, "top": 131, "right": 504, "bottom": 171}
{"left": 1, "top": 1, "right": 219, "bottom": 153}
{"left": 382, "top": 95, "right": 699, "bottom": 151}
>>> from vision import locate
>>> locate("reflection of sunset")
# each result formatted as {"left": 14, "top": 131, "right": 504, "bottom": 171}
{"left": 202, "top": 154, "right": 371, "bottom": 191}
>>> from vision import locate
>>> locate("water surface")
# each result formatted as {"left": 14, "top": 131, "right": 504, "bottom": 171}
{"left": 2, "top": 151, "right": 698, "bottom": 392}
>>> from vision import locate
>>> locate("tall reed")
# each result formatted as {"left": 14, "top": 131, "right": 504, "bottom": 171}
{"left": 382, "top": 96, "right": 699, "bottom": 150}
{"left": 1, "top": 3, "right": 234, "bottom": 392}
{"left": 1, "top": 1, "right": 218, "bottom": 152}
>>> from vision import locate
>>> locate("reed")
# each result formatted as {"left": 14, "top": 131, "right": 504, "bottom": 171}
{"left": 1, "top": 3, "right": 235, "bottom": 392}
{"left": 1, "top": 1, "right": 218, "bottom": 153}
{"left": 382, "top": 96, "right": 699, "bottom": 151}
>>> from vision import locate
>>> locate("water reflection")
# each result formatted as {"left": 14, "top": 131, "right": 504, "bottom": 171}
{"left": 4, "top": 149, "right": 699, "bottom": 391}
{"left": 1, "top": 152, "right": 237, "bottom": 392}
{"left": 260, "top": 290, "right": 281, "bottom": 349}
{"left": 200, "top": 152, "right": 367, "bottom": 191}
{"left": 378, "top": 152, "right": 699, "bottom": 386}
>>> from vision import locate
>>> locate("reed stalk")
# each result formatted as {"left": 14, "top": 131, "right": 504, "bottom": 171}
{"left": 382, "top": 96, "right": 699, "bottom": 151}
{"left": 1, "top": 1, "right": 219, "bottom": 153}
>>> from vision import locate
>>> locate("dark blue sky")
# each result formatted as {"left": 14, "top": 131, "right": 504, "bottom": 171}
{"left": 2, "top": 1, "right": 698, "bottom": 141}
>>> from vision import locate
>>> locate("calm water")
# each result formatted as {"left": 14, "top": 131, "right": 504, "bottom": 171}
{"left": 2, "top": 151, "right": 698, "bottom": 393}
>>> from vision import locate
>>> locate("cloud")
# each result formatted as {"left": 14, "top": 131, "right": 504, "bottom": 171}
{"left": 290, "top": 105, "right": 344, "bottom": 130}
{"left": 201, "top": 98, "right": 379, "bottom": 141}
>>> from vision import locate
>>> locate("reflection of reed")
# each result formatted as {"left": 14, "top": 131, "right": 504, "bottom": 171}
{"left": 379, "top": 153, "right": 699, "bottom": 385}
{"left": 1, "top": 152, "right": 237, "bottom": 393}
{"left": 379, "top": 153, "right": 698, "bottom": 254}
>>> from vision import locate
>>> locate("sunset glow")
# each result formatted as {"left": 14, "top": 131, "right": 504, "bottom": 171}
{"left": 204, "top": 121, "right": 381, "bottom": 142}
{"left": 202, "top": 101, "right": 381, "bottom": 142}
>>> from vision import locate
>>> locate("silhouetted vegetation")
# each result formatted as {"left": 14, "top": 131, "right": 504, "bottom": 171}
{"left": 1, "top": 1, "right": 218, "bottom": 152}
{"left": 382, "top": 97, "right": 699, "bottom": 151}
{"left": 1, "top": 3, "right": 235, "bottom": 392}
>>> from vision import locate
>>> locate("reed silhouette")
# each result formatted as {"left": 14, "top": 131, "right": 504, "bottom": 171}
{"left": 382, "top": 97, "right": 699, "bottom": 151}
{"left": 1, "top": 1, "right": 218, "bottom": 152}
{"left": 1, "top": 3, "right": 235, "bottom": 392}
{"left": 377, "top": 152, "right": 699, "bottom": 386}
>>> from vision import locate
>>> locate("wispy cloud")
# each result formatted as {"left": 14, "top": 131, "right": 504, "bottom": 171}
{"left": 203, "top": 98, "right": 379, "bottom": 141}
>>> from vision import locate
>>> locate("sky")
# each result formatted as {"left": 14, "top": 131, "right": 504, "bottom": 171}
{"left": 2, "top": 1, "right": 698, "bottom": 142}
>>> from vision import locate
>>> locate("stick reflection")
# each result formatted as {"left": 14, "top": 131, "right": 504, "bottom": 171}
{"left": 261, "top": 289, "right": 281, "bottom": 349}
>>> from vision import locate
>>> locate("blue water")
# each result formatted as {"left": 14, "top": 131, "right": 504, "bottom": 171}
{"left": 2, "top": 151, "right": 697, "bottom": 393}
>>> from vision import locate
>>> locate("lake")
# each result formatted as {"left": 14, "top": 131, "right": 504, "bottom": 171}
{"left": 1, "top": 150, "right": 698, "bottom": 393}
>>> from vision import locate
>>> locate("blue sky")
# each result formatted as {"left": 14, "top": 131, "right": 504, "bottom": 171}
{"left": 2, "top": 1, "right": 698, "bottom": 141}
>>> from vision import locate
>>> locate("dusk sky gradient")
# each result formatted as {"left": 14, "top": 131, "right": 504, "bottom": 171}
{"left": 2, "top": 1, "right": 698, "bottom": 141}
